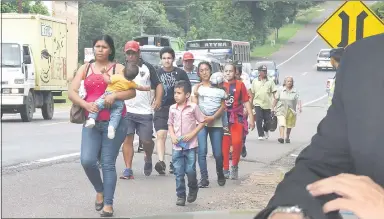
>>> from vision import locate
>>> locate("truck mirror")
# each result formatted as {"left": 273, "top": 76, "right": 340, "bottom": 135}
{"left": 23, "top": 55, "right": 31, "bottom": 64}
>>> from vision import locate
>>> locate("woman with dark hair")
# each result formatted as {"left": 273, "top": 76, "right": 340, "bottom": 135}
{"left": 191, "top": 61, "right": 227, "bottom": 188}
{"left": 68, "top": 35, "right": 136, "bottom": 217}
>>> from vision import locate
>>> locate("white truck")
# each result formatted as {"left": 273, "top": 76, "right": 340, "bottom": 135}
{"left": 1, "top": 13, "right": 77, "bottom": 122}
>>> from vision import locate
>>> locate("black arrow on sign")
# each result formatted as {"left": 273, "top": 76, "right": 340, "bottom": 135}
{"left": 337, "top": 11, "right": 349, "bottom": 48}
{"left": 356, "top": 11, "right": 368, "bottom": 41}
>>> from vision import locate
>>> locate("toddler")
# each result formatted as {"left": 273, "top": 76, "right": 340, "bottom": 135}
{"left": 85, "top": 64, "right": 150, "bottom": 139}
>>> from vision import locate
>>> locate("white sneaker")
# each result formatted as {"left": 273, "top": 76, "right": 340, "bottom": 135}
{"left": 264, "top": 131, "right": 269, "bottom": 139}
{"left": 258, "top": 136, "right": 264, "bottom": 140}
{"left": 107, "top": 126, "right": 115, "bottom": 139}
{"left": 85, "top": 118, "right": 95, "bottom": 128}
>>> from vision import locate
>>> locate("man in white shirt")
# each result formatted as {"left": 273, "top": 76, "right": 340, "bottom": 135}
{"left": 120, "top": 41, "right": 163, "bottom": 179}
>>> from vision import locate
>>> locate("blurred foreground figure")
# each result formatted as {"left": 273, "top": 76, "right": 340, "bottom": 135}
{"left": 255, "top": 33, "right": 384, "bottom": 219}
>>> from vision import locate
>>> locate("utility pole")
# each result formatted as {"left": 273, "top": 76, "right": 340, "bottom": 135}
{"left": 185, "top": 3, "right": 191, "bottom": 36}
{"left": 18, "top": 0, "right": 22, "bottom": 13}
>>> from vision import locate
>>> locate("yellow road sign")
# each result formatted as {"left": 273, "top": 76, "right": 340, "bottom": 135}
{"left": 317, "top": 1, "right": 384, "bottom": 48}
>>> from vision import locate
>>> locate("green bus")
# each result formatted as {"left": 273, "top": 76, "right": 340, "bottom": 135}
{"left": 133, "top": 35, "right": 184, "bottom": 51}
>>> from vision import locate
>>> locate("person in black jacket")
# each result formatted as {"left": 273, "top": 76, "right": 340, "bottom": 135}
{"left": 255, "top": 33, "right": 384, "bottom": 219}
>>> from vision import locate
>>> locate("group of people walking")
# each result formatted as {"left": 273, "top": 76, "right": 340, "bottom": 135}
{"left": 68, "top": 34, "right": 301, "bottom": 217}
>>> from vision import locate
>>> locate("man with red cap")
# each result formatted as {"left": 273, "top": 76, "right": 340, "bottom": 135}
{"left": 119, "top": 40, "right": 163, "bottom": 179}
{"left": 182, "top": 52, "right": 199, "bottom": 84}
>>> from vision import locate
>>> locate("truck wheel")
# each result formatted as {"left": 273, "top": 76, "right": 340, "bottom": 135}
{"left": 42, "top": 92, "right": 54, "bottom": 120}
{"left": 20, "top": 91, "right": 35, "bottom": 122}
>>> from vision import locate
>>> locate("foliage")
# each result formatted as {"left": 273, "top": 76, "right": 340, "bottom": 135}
{"left": 1, "top": 0, "right": 49, "bottom": 15}
{"left": 371, "top": 2, "right": 384, "bottom": 19}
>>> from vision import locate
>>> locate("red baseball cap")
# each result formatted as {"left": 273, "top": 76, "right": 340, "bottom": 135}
{"left": 183, "top": 52, "right": 194, "bottom": 61}
{"left": 124, "top": 41, "right": 140, "bottom": 53}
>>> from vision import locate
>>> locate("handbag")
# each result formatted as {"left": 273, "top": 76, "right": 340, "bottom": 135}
{"left": 269, "top": 111, "right": 278, "bottom": 132}
{"left": 70, "top": 64, "right": 91, "bottom": 124}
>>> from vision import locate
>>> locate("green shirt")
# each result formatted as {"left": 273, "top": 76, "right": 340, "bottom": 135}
{"left": 251, "top": 78, "right": 277, "bottom": 109}
{"left": 275, "top": 87, "right": 299, "bottom": 116}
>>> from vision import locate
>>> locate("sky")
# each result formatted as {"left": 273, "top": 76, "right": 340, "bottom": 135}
{"left": 42, "top": 1, "right": 53, "bottom": 15}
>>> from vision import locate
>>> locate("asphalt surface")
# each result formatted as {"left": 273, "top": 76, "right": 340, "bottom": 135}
{"left": 1, "top": 2, "right": 357, "bottom": 218}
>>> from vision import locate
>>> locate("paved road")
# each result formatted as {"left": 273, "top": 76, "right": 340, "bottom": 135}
{"left": 2, "top": 2, "right": 358, "bottom": 218}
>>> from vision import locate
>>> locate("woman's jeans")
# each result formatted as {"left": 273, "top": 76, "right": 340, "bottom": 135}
{"left": 197, "top": 127, "right": 224, "bottom": 180}
{"left": 80, "top": 116, "right": 128, "bottom": 205}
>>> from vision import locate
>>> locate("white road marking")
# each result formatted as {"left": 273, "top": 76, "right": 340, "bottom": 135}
{"left": 302, "top": 72, "right": 308, "bottom": 76}
{"left": 302, "top": 94, "right": 327, "bottom": 107}
{"left": 37, "top": 152, "right": 80, "bottom": 162}
{"left": 277, "top": 35, "right": 318, "bottom": 68}
{"left": 4, "top": 139, "right": 141, "bottom": 168}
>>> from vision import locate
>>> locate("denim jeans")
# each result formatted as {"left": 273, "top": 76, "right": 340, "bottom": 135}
{"left": 172, "top": 148, "right": 198, "bottom": 198}
{"left": 80, "top": 116, "right": 128, "bottom": 205}
{"left": 197, "top": 127, "right": 224, "bottom": 179}
{"left": 89, "top": 91, "right": 124, "bottom": 129}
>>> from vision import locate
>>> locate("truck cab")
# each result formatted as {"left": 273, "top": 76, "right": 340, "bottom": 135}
{"left": 1, "top": 42, "right": 47, "bottom": 121}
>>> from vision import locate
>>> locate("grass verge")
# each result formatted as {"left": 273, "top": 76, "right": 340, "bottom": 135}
{"left": 251, "top": 5, "right": 324, "bottom": 58}
{"left": 54, "top": 91, "right": 71, "bottom": 108}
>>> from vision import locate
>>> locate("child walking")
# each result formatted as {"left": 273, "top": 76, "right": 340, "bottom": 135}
{"left": 85, "top": 64, "right": 150, "bottom": 139}
{"left": 168, "top": 80, "right": 206, "bottom": 206}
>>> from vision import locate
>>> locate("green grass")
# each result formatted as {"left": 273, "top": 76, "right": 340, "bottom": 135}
{"left": 54, "top": 91, "right": 72, "bottom": 108}
{"left": 251, "top": 5, "right": 324, "bottom": 58}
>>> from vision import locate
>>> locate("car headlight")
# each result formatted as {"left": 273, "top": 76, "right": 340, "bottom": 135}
{"left": 2, "top": 88, "right": 23, "bottom": 94}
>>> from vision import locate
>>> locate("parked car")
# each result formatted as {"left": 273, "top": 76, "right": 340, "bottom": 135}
{"left": 316, "top": 48, "right": 335, "bottom": 71}
{"left": 254, "top": 60, "right": 280, "bottom": 84}
{"left": 140, "top": 45, "right": 162, "bottom": 70}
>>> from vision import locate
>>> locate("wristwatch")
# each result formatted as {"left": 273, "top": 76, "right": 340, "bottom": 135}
{"left": 267, "top": 206, "right": 311, "bottom": 219}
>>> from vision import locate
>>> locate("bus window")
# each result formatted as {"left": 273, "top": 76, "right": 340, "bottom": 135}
{"left": 134, "top": 37, "right": 149, "bottom": 46}
{"left": 160, "top": 38, "right": 170, "bottom": 47}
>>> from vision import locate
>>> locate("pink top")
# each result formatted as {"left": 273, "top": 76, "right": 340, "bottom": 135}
{"left": 168, "top": 101, "right": 205, "bottom": 150}
{"left": 84, "top": 64, "right": 126, "bottom": 121}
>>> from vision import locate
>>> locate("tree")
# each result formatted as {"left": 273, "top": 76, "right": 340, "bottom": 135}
{"left": 371, "top": 2, "right": 384, "bottom": 19}
{"left": 269, "top": 1, "right": 297, "bottom": 39}
{"left": 1, "top": 0, "right": 49, "bottom": 15}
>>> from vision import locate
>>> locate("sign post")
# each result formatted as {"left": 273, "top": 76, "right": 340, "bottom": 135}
{"left": 84, "top": 48, "right": 94, "bottom": 63}
{"left": 317, "top": 1, "right": 384, "bottom": 48}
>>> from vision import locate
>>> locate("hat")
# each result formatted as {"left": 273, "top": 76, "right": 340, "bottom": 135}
{"left": 258, "top": 65, "right": 267, "bottom": 71}
{"left": 210, "top": 72, "right": 224, "bottom": 85}
{"left": 234, "top": 60, "right": 242, "bottom": 67}
{"left": 124, "top": 41, "right": 140, "bottom": 53}
{"left": 183, "top": 52, "right": 194, "bottom": 61}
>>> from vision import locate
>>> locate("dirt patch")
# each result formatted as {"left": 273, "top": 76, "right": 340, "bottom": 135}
{"left": 200, "top": 169, "right": 285, "bottom": 211}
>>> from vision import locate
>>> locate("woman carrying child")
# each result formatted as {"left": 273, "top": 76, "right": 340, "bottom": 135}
{"left": 191, "top": 62, "right": 227, "bottom": 188}
{"left": 68, "top": 35, "right": 136, "bottom": 217}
